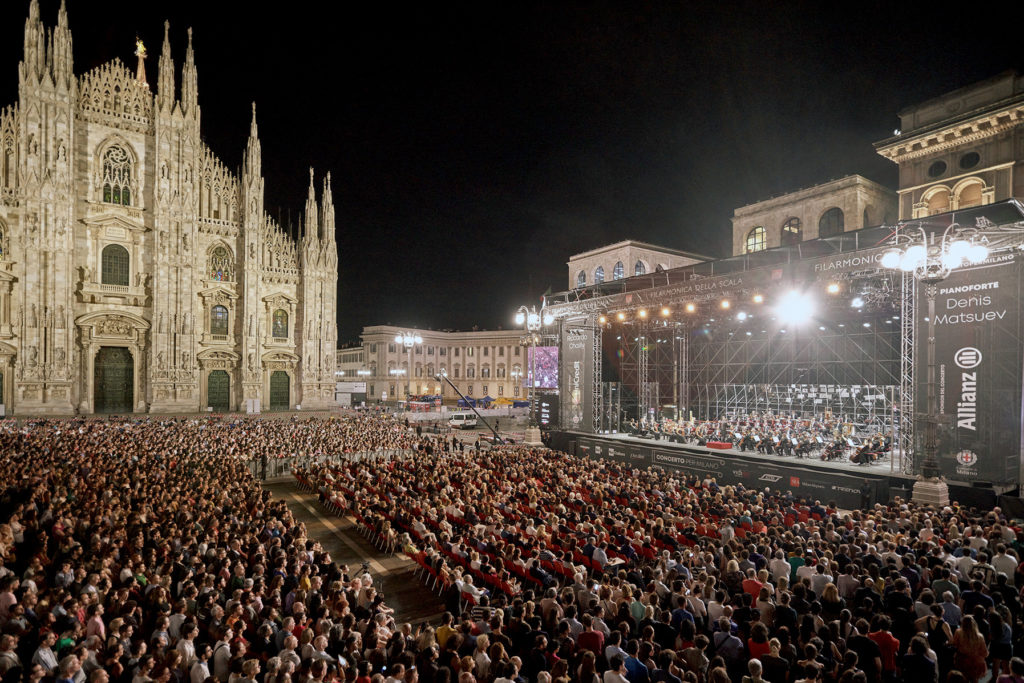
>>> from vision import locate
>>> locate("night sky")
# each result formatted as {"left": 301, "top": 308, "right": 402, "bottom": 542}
{"left": 2, "top": 1, "right": 1023, "bottom": 343}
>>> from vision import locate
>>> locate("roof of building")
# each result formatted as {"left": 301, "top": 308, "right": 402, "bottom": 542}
{"left": 567, "top": 239, "right": 711, "bottom": 262}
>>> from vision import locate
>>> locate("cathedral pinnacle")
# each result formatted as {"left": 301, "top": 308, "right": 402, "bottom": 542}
{"left": 157, "top": 20, "right": 175, "bottom": 112}
{"left": 243, "top": 102, "right": 262, "bottom": 181}
{"left": 320, "top": 172, "right": 335, "bottom": 242}
{"left": 181, "top": 27, "right": 198, "bottom": 116}
{"left": 304, "top": 167, "right": 318, "bottom": 241}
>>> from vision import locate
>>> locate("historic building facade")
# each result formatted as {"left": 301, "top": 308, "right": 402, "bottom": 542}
{"left": 874, "top": 70, "right": 1024, "bottom": 219}
{"left": 338, "top": 325, "right": 531, "bottom": 404}
{"left": 0, "top": 1, "right": 338, "bottom": 414}
{"left": 567, "top": 240, "right": 707, "bottom": 290}
{"left": 730, "top": 175, "right": 897, "bottom": 257}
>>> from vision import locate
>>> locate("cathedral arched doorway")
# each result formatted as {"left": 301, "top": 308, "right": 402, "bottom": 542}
{"left": 269, "top": 371, "right": 290, "bottom": 410}
{"left": 207, "top": 370, "right": 230, "bottom": 412}
{"left": 94, "top": 346, "right": 133, "bottom": 413}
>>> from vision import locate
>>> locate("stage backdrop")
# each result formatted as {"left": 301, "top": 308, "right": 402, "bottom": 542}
{"left": 560, "top": 319, "right": 594, "bottom": 433}
{"left": 917, "top": 253, "right": 1024, "bottom": 485}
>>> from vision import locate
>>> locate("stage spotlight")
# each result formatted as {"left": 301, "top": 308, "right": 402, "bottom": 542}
{"left": 617, "top": 312, "right": 625, "bottom": 321}
{"left": 736, "top": 311, "right": 747, "bottom": 321}
{"left": 598, "top": 315, "right": 607, "bottom": 324}
{"left": 685, "top": 302, "right": 696, "bottom": 313}
{"left": 753, "top": 294, "right": 764, "bottom": 304}
{"left": 827, "top": 283, "right": 840, "bottom": 294}
{"left": 638, "top": 309, "right": 647, "bottom": 318}
{"left": 775, "top": 290, "right": 814, "bottom": 325}
{"left": 863, "top": 322, "right": 871, "bottom": 327}
{"left": 746, "top": 331, "right": 752, "bottom": 336}
{"left": 880, "top": 249, "right": 901, "bottom": 269}
{"left": 720, "top": 300, "right": 730, "bottom": 309}
{"left": 851, "top": 296, "right": 864, "bottom": 308}
{"left": 661, "top": 307, "right": 670, "bottom": 317}
{"left": 818, "top": 326, "right": 826, "bottom": 331}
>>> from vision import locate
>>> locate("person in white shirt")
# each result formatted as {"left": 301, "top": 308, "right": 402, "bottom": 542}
{"left": 190, "top": 645, "right": 212, "bottom": 683}
{"left": 770, "top": 551, "right": 791, "bottom": 586}
{"left": 603, "top": 655, "right": 630, "bottom": 683}
{"left": 991, "top": 544, "right": 1019, "bottom": 585}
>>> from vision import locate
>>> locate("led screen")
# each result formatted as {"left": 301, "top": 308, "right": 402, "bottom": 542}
{"left": 528, "top": 346, "right": 559, "bottom": 389}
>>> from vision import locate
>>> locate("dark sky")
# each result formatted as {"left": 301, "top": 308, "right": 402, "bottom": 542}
{"left": 3, "top": 1, "right": 1023, "bottom": 343}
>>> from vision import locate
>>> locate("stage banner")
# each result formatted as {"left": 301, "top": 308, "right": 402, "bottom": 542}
{"left": 560, "top": 319, "right": 594, "bottom": 433}
{"left": 917, "top": 253, "right": 1023, "bottom": 484}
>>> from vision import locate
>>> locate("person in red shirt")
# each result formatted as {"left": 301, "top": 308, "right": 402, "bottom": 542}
{"left": 742, "top": 568, "right": 764, "bottom": 606}
{"left": 577, "top": 614, "right": 605, "bottom": 657}
{"left": 867, "top": 615, "right": 900, "bottom": 678}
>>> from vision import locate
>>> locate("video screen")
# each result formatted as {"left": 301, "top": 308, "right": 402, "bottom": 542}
{"left": 529, "top": 346, "right": 559, "bottom": 389}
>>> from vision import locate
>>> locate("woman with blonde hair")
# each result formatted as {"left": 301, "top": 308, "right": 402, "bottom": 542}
{"left": 952, "top": 615, "right": 989, "bottom": 683}
{"left": 472, "top": 634, "right": 490, "bottom": 680}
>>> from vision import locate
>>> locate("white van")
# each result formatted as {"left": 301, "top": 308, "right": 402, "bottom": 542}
{"left": 448, "top": 411, "right": 478, "bottom": 429}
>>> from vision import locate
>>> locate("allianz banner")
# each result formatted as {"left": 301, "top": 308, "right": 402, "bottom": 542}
{"left": 560, "top": 320, "right": 594, "bottom": 433}
{"left": 918, "top": 253, "right": 1023, "bottom": 484}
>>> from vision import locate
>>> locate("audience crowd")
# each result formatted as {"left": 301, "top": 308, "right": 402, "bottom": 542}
{"left": 1, "top": 414, "right": 1024, "bottom": 683}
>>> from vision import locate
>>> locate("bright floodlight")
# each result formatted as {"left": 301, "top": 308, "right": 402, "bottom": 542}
{"left": 542, "top": 312, "right": 554, "bottom": 326}
{"left": 880, "top": 249, "right": 902, "bottom": 269}
{"left": 900, "top": 244, "right": 926, "bottom": 271}
{"left": 527, "top": 312, "right": 540, "bottom": 327}
{"left": 736, "top": 311, "right": 748, "bottom": 322}
{"left": 394, "top": 334, "right": 403, "bottom": 343}
{"left": 826, "top": 283, "right": 840, "bottom": 294}
{"left": 414, "top": 335, "right": 423, "bottom": 344}
{"left": 948, "top": 239, "right": 970, "bottom": 261}
{"left": 514, "top": 311, "right": 525, "bottom": 325}
{"left": 775, "top": 290, "right": 814, "bottom": 325}
{"left": 967, "top": 243, "right": 988, "bottom": 263}
{"left": 851, "top": 296, "right": 864, "bottom": 308}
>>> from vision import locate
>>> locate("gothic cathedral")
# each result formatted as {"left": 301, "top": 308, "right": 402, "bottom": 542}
{"left": 0, "top": 1, "right": 339, "bottom": 414}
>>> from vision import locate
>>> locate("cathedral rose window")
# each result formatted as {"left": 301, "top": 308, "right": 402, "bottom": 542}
{"left": 101, "top": 145, "right": 133, "bottom": 206}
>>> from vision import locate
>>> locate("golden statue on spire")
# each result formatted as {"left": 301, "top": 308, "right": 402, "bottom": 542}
{"left": 135, "top": 36, "right": 148, "bottom": 87}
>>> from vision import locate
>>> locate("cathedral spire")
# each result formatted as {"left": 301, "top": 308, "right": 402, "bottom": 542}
{"left": 21, "top": 0, "right": 47, "bottom": 85}
{"left": 157, "top": 21, "right": 175, "bottom": 112}
{"left": 52, "top": 0, "right": 73, "bottom": 90}
{"left": 320, "top": 172, "right": 335, "bottom": 242}
{"left": 243, "top": 102, "right": 261, "bottom": 180}
{"left": 304, "top": 167, "right": 318, "bottom": 241}
{"left": 181, "top": 27, "right": 198, "bottom": 116}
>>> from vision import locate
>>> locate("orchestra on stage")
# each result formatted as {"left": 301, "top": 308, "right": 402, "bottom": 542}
{"left": 620, "top": 412, "right": 892, "bottom": 465}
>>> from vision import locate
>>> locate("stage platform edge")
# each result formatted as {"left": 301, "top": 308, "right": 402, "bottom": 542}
{"left": 549, "top": 431, "right": 1013, "bottom": 511}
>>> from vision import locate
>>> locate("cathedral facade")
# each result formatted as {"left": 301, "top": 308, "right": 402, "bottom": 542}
{"left": 0, "top": 1, "right": 339, "bottom": 414}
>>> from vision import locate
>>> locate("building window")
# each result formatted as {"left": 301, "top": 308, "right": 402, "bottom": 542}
{"left": 101, "top": 244, "right": 130, "bottom": 286}
{"left": 497, "top": 366, "right": 506, "bottom": 378}
{"left": 634, "top": 260, "right": 646, "bottom": 276}
{"left": 482, "top": 366, "right": 490, "bottom": 378}
{"left": 594, "top": 266, "right": 605, "bottom": 283}
{"left": 415, "top": 346, "right": 422, "bottom": 354}
{"left": 483, "top": 386, "right": 488, "bottom": 395}
{"left": 209, "top": 246, "right": 234, "bottom": 282}
{"left": 612, "top": 261, "right": 624, "bottom": 280}
{"left": 656, "top": 264, "right": 666, "bottom": 272}
{"left": 210, "top": 305, "right": 228, "bottom": 335}
{"left": 514, "top": 347, "right": 520, "bottom": 356}
{"left": 959, "top": 152, "right": 980, "bottom": 170}
{"left": 428, "top": 346, "right": 434, "bottom": 355}
{"left": 498, "top": 385, "right": 503, "bottom": 396}
{"left": 863, "top": 208, "right": 870, "bottom": 228}
{"left": 369, "top": 344, "right": 377, "bottom": 353}
{"left": 467, "top": 348, "right": 474, "bottom": 357}
{"left": 272, "top": 309, "right": 288, "bottom": 338}
{"left": 514, "top": 386, "right": 520, "bottom": 397}
{"left": 440, "top": 348, "right": 446, "bottom": 356}
{"left": 388, "top": 343, "right": 396, "bottom": 353}
{"left": 454, "top": 348, "right": 460, "bottom": 357}
{"left": 369, "top": 384, "right": 375, "bottom": 396}
{"left": 745, "top": 226, "right": 766, "bottom": 253}
{"left": 454, "top": 367, "right": 460, "bottom": 378}
{"left": 928, "top": 160, "right": 947, "bottom": 178}
{"left": 781, "top": 217, "right": 802, "bottom": 246}
{"left": 467, "top": 366, "right": 475, "bottom": 378}
{"left": 415, "top": 365, "right": 422, "bottom": 377}
{"left": 818, "top": 208, "right": 845, "bottom": 238}
{"left": 576, "top": 270, "right": 586, "bottom": 288}
{"left": 957, "top": 181, "right": 983, "bottom": 209}
{"left": 101, "top": 145, "right": 133, "bottom": 206}
{"left": 483, "top": 347, "right": 489, "bottom": 356}
{"left": 499, "top": 347, "right": 504, "bottom": 356}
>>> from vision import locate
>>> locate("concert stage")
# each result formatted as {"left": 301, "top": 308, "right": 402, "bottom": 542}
{"left": 549, "top": 430, "right": 1012, "bottom": 510}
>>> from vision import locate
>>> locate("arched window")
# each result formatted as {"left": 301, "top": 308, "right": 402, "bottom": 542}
{"left": 482, "top": 366, "right": 491, "bottom": 378}
{"left": 957, "top": 182, "right": 983, "bottom": 209}
{"left": 818, "top": 208, "right": 845, "bottom": 238}
{"left": 101, "top": 244, "right": 130, "bottom": 286}
{"left": 210, "top": 305, "right": 228, "bottom": 335}
{"left": 101, "top": 145, "right": 133, "bottom": 206}
{"left": 272, "top": 309, "right": 288, "bottom": 338}
{"left": 594, "top": 266, "right": 605, "bottom": 283}
{"left": 781, "top": 217, "right": 802, "bottom": 246}
{"left": 745, "top": 226, "right": 766, "bottom": 253}
{"left": 209, "top": 246, "right": 234, "bottom": 281}
{"left": 612, "top": 261, "right": 624, "bottom": 280}
{"left": 634, "top": 260, "right": 647, "bottom": 276}
{"left": 576, "top": 270, "right": 586, "bottom": 288}
{"left": 655, "top": 264, "right": 666, "bottom": 273}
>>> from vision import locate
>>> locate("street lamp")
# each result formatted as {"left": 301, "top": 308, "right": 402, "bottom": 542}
{"left": 394, "top": 331, "right": 423, "bottom": 405}
{"left": 515, "top": 305, "right": 554, "bottom": 444}
{"left": 881, "top": 222, "right": 988, "bottom": 506}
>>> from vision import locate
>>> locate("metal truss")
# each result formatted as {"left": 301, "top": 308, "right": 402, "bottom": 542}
{"left": 899, "top": 270, "right": 916, "bottom": 475}
{"left": 590, "top": 312, "right": 603, "bottom": 433}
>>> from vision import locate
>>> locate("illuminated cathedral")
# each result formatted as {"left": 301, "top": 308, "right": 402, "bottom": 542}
{"left": 0, "top": 0, "right": 339, "bottom": 414}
